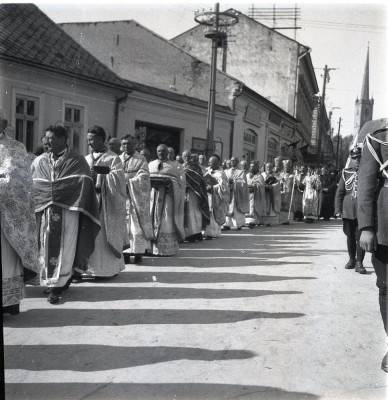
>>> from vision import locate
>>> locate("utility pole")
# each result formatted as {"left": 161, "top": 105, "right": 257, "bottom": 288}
{"left": 335, "top": 117, "right": 341, "bottom": 169}
{"left": 317, "top": 65, "right": 337, "bottom": 168}
{"left": 195, "top": 4, "right": 238, "bottom": 159}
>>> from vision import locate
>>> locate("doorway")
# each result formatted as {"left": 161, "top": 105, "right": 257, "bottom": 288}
{"left": 135, "top": 120, "right": 182, "bottom": 161}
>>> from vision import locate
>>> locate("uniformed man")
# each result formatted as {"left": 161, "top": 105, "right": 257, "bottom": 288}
{"left": 335, "top": 146, "right": 366, "bottom": 274}
{"left": 358, "top": 127, "right": 388, "bottom": 373}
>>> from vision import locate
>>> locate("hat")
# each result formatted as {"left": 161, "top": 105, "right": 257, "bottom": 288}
{"left": 349, "top": 146, "right": 362, "bottom": 159}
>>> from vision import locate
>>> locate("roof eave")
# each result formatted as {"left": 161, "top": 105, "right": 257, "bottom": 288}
{"left": 0, "top": 54, "right": 132, "bottom": 93}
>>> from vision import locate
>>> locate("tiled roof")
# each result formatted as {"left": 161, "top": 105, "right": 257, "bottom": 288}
{"left": 0, "top": 3, "right": 128, "bottom": 90}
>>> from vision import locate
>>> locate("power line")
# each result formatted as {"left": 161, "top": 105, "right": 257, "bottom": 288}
{"left": 301, "top": 24, "right": 385, "bottom": 34}
{"left": 301, "top": 18, "right": 385, "bottom": 30}
{"left": 226, "top": 47, "right": 248, "bottom": 83}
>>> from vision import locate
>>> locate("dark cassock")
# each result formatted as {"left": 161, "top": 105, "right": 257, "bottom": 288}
{"left": 184, "top": 160, "right": 210, "bottom": 241}
{"left": 32, "top": 148, "right": 100, "bottom": 293}
{"left": 149, "top": 158, "right": 185, "bottom": 255}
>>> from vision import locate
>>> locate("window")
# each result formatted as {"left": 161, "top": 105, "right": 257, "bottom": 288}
{"left": 267, "top": 137, "right": 278, "bottom": 164}
{"left": 64, "top": 105, "right": 84, "bottom": 153}
{"left": 15, "top": 95, "right": 39, "bottom": 152}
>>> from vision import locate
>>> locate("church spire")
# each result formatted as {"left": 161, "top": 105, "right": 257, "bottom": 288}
{"left": 360, "top": 43, "right": 369, "bottom": 100}
{"left": 353, "top": 43, "right": 374, "bottom": 136}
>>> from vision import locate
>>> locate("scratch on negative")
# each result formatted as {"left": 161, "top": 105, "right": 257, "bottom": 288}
{"left": 79, "top": 382, "right": 112, "bottom": 400}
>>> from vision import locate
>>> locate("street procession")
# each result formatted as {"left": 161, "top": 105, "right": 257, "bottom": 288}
{"left": 1, "top": 2, "right": 388, "bottom": 400}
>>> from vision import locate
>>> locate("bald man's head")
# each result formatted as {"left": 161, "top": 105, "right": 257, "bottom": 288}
{"left": 108, "top": 137, "right": 122, "bottom": 155}
{"left": 209, "top": 156, "right": 220, "bottom": 170}
{"left": 140, "top": 148, "right": 151, "bottom": 162}
{"left": 167, "top": 147, "right": 175, "bottom": 161}
{"left": 182, "top": 150, "right": 191, "bottom": 164}
{"left": 157, "top": 144, "right": 169, "bottom": 161}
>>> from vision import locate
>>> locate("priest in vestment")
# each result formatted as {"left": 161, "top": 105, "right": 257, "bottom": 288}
{"left": 32, "top": 125, "right": 100, "bottom": 303}
{"left": 1, "top": 113, "right": 39, "bottom": 314}
{"left": 260, "top": 162, "right": 281, "bottom": 226}
{"left": 319, "top": 166, "right": 337, "bottom": 220}
{"left": 149, "top": 144, "right": 185, "bottom": 255}
{"left": 293, "top": 165, "right": 307, "bottom": 221}
{"left": 245, "top": 161, "right": 266, "bottom": 228}
{"left": 223, "top": 157, "right": 249, "bottom": 230}
{"left": 279, "top": 159, "right": 295, "bottom": 225}
{"left": 302, "top": 167, "right": 322, "bottom": 222}
{"left": 204, "top": 155, "right": 229, "bottom": 239}
{"left": 168, "top": 146, "right": 186, "bottom": 191}
{"left": 120, "top": 135, "right": 153, "bottom": 263}
{"left": 84, "top": 126, "right": 127, "bottom": 277}
{"left": 182, "top": 150, "right": 210, "bottom": 242}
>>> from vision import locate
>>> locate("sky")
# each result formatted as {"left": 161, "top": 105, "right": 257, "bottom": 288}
{"left": 21, "top": 0, "right": 388, "bottom": 137}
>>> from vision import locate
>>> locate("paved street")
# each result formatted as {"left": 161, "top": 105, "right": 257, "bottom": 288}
{"left": 4, "top": 219, "right": 388, "bottom": 400}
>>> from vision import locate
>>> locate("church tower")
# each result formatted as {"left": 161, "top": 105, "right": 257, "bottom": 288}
{"left": 354, "top": 45, "right": 374, "bottom": 135}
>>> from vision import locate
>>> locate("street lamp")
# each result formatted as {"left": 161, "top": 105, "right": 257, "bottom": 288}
{"left": 195, "top": 4, "right": 238, "bottom": 159}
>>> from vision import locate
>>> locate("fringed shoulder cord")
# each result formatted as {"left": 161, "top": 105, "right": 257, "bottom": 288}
{"left": 342, "top": 169, "right": 356, "bottom": 190}
{"left": 365, "top": 133, "right": 388, "bottom": 178}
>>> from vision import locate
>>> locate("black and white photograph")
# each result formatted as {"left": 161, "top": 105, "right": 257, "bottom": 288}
{"left": 1, "top": 1, "right": 388, "bottom": 399}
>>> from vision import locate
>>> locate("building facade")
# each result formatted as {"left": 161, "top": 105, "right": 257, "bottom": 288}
{"left": 61, "top": 19, "right": 299, "bottom": 163}
{"left": 171, "top": 10, "right": 320, "bottom": 159}
{"left": 0, "top": 4, "right": 129, "bottom": 155}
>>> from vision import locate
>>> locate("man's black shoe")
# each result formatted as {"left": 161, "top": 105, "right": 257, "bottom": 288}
{"left": 62, "top": 276, "right": 73, "bottom": 291}
{"left": 355, "top": 261, "right": 367, "bottom": 274}
{"left": 72, "top": 271, "right": 83, "bottom": 282}
{"left": 47, "top": 292, "right": 60, "bottom": 304}
{"left": 345, "top": 259, "right": 356, "bottom": 269}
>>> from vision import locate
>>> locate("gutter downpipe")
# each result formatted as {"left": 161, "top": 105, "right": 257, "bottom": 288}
{"left": 114, "top": 93, "right": 129, "bottom": 137}
{"left": 230, "top": 81, "right": 244, "bottom": 159}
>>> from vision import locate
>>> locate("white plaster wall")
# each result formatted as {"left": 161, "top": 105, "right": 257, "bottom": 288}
{"left": 0, "top": 60, "right": 124, "bottom": 155}
{"left": 117, "top": 91, "right": 234, "bottom": 160}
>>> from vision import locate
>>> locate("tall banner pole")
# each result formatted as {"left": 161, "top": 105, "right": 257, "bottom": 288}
{"left": 288, "top": 175, "right": 296, "bottom": 222}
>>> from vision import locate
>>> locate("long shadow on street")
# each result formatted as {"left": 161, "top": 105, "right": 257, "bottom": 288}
{"left": 25, "top": 286, "right": 303, "bottom": 301}
{"left": 113, "top": 271, "right": 317, "bottom": 284}
{"left": 6, "top": 383, "right": 319, "bottom": 400}
{"left": 5, "top": 345, "right": 255, "bottom": 371}
{"left": 4, "top": 308, "right": 305, "bottom": 328}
